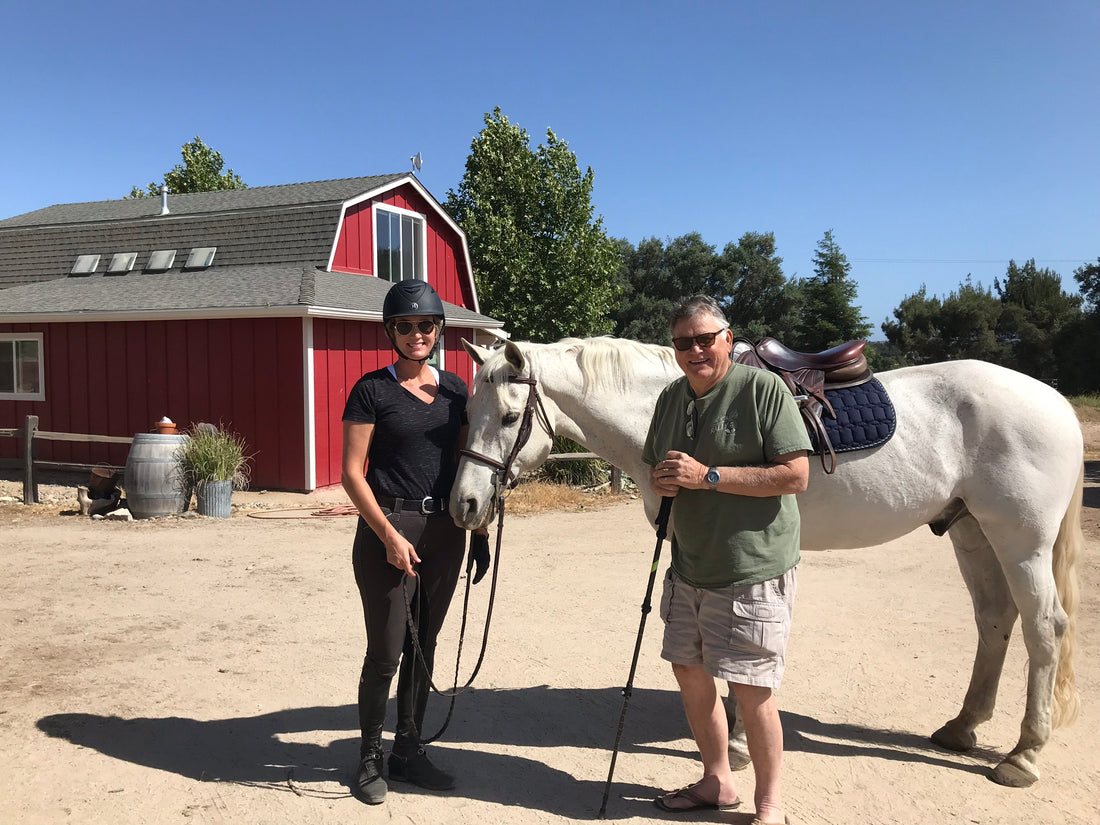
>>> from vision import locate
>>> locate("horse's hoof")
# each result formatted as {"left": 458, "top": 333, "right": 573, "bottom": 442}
{"left": 728, "top": 745, "right": 751, "bottom": 771}
{"left": 930, "top": 724, "right": 976, "bottom": 753}
{"left": 990, "top": 759, "right": 1038, "bottom": 788}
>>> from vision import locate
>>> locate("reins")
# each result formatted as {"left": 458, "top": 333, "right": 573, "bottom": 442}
{"left": 403, "top": 371, "right": 554, "bottom": 744}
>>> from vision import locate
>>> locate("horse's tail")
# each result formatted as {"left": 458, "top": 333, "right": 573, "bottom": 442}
{"left": 1051, "top": 464, "right": 1084, "bottom": 728}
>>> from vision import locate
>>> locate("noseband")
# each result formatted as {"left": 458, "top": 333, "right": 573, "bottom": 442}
{"left": 460, "top": 374, "right": 555, "bottom": 493}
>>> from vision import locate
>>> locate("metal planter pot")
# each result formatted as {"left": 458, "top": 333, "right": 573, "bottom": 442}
{"left": 195, "top": 479, "right": 233, "bottom": 518}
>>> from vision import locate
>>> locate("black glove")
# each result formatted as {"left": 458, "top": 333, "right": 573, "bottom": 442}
{"left": 467, "top": 532, "right": 491, "bottom": 585}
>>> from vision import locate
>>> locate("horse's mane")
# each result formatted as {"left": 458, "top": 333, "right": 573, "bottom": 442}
{"left": 479, "top": 336, "right": 676, "bottom": 394}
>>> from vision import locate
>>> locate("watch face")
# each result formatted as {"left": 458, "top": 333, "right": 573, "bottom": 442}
{"left": 706, "top": 468, "right": 720, "bottom": 485}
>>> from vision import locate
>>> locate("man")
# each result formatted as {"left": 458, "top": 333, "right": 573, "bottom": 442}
{"left": 643, "top": 295, "right": 810, "bottom": 824}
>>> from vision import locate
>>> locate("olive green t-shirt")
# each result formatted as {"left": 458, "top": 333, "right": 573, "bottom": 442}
{"left": 642, "top": 363, "right": 812, "bottom": 589}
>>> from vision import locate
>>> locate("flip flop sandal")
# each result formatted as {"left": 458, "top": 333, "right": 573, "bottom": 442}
{"left": 653, "top": 783, "right": 741, "bottom": 813}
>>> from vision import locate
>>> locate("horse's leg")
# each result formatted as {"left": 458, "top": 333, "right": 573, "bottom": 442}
{"left": 724, "top": 687, "right": 750, "bottom": 770}
{"left": 987, "top": 545, "right": 1067, "bottom": 788}
{"left": 931, "top": 516, "right": 1018, "bottom": 754}
{"left": 949, "top": 513, "right": 1068, "bottom": 788}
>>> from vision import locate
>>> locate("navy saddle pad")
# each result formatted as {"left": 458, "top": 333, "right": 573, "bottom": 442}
{"left": 814, "top": 377, "right": 896, "bottom": 455}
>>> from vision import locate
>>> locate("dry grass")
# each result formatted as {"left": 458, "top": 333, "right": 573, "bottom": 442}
{"left": 1072, "top": 400, "right": 1100, "bottom": 424}
{"left": 501, "top": 479, "right": 634, "bottom": 516}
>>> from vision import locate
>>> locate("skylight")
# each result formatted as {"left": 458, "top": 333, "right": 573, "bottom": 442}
{"left": 146, "top": 249, "right": 176, "bottom": 272}
{"left": 107, "top": 252, "right": 138, "bottom": 275}
{"left": 184, "top": 246, "right": 217, "bottom": 269}
{"left": 70, "top": 254, "right": 100, "bottom": 276}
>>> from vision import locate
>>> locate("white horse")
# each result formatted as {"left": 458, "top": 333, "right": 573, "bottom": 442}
{"left": 449, "top": 336, "right": 1084, "bottom": 788}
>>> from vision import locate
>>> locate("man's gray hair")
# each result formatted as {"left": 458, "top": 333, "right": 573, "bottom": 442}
{"left": 669, "top": 295, "right": 728, "bottom": 331}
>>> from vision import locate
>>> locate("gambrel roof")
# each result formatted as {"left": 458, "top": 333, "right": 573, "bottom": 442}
{"left": 0, "top": 175, "right": 500, "bottom": 328}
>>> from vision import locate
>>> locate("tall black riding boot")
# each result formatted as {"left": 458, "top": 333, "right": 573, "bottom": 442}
{"left": 356, "top": 657, "right": 393, "bottom": 804}
{"left": 389, "top": 648, "right": 455, "bottom": 790}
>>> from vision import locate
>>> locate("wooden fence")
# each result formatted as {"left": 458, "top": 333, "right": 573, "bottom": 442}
{"left": 0, "top": 415, "right": 131, "bottom": 505}
{"left": 1, "top": 415, "right": 623, "bottom": 505}
{"left": 543, "top": 451, "right": 623, "bottom": 494}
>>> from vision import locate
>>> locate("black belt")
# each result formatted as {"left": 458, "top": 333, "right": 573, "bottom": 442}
{"left": 377, "top": 495, "right": 449, "bottom": 515}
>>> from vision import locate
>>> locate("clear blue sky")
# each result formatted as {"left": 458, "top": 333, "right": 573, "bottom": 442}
{"left": 3, "top": 1, "right": 1097, "bottom": 338}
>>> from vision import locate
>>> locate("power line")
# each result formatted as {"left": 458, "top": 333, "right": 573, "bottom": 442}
{"left": 851, "top": 257, "right": 1090, "bottom": 265}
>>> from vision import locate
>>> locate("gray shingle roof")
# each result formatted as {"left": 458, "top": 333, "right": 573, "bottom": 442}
{"left": 0, "top": 175, "right": 410, "bottom": 289}
{"left": 0, "top": 175, "right": 407, "bottom": 228}
{"left": 0, "top": 265, "right": 499, "bottom": 327}
{"left": 0, "top": 174, "right": 502, "bottom": 329}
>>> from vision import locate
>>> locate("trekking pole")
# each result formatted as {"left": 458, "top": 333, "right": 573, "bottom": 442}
{"left": 597, "top": 496, "right": 673, "bottom": 819}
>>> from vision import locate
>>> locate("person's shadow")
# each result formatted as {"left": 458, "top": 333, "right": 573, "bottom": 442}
{"left": 37, "top": 684, "right": 996, "bottom": 818}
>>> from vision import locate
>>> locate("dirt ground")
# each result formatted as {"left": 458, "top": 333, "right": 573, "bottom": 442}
{"left": 1, "top": 454, "right": 1098, "bottom": 824}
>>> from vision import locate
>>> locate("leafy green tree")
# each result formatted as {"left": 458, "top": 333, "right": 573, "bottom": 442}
{"left": 864, "top": 340, "right": 906, "bottom": 372}
{"left": 882, "top": 279, "right": 1006, "bottom": 364}
{"left": 127, "top": 136, "right": 246, "bottom": 198}
{"left": 994, "top": 259, "right": 1082, "bottom": 379}
{"left": 445, "top": 109, "right": 620, "bottom": 342}
{"left": 612, "top": 231, "right": 804, "bottom": 345}
{"left": 611, "top": 236, "right": 691, "bottom": 344}
{"left": 611, "top": 233, "right": 717, "bottom": 344}
{"left": 719, "top": 231, "right": 800, "bottom": 342}
{"left": 881, "top": 286, "right": 942, "bottom": 364}
{"left": 1060, "top": 258, "right": 1100, "bottom": 391}
{"left": 1073, "top": 257, "right": 1100, "bottom": 311}
{"left": 792, "top": 230, "right": 870, "bottom": 350}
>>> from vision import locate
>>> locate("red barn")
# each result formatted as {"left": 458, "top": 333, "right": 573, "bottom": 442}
{"left": 0, "top": 175, "right": 503, "bottom": 491}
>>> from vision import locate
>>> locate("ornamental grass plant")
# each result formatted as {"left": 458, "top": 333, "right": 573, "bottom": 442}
{"left": 175, "top": 426, "right": 253, "bottom": 491}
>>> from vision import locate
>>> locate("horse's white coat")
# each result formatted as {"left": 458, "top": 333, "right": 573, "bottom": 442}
{"left": 450, "top": 337, "right": 1085, "bottom": 787}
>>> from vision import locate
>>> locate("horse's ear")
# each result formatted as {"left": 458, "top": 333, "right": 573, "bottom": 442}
{"left": 503, "top": 340, "right": 527, "bottom": 372}
{"left": 462, "top": 338, "right": 491, "bottom": 366}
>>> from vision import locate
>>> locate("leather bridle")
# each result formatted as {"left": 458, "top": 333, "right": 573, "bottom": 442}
{"left": 459, "top": 373, "right": 555, "bottom": 495}
{"left": 404, "top": 372, "right": 554, "bottom": 743}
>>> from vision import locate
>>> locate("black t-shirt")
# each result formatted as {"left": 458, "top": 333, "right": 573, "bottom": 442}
{"left": 342, "top": 366, "right": 469, "bottom": 500}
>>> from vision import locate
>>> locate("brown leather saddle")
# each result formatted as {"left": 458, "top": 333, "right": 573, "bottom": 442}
{"left": 734, "top": 337, "right": 873, "bottom": 473}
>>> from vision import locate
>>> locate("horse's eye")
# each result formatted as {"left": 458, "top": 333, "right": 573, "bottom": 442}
{"left": 502, "top": 411, "right": 520, "bottom": 426}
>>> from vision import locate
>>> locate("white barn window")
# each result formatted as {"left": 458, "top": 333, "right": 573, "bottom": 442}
{"left": 375, "top": 205, "right": 425, "bottom": 283}
{"left": 0, "top": 333, "right": 45, "bottom": 401}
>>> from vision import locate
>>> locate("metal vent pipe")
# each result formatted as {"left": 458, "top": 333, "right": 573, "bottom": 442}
{"left": 159, "top": 185, "right": 170, "bottom": 215}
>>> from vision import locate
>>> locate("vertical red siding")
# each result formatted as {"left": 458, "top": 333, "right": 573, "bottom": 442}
{"left": 331, "top": 183, "right": 477, "bottom": 313}
{"left": 311, "top": 318, "right": 390, "bottom": 488}
{"left": 331, "top": 202, "right": 374, "bottom": 275}
{"left": 0, "top": 318, "right": 308, "bottom": 490}
{"left": 310, "top": 317, "right": 477, "bottom": 489}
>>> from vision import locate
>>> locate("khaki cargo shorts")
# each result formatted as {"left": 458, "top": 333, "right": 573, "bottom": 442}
{"left": 659, "top": 566, "right": 797, "bottom": 688}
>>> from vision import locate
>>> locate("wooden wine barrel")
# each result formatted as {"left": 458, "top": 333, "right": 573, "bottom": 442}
{"left": 124, "top": 433, "right": 189, "bottom": 518}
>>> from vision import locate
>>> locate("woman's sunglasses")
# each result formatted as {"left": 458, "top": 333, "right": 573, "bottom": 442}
{"left": 393, "top": 320, "right": 439, "bottom": 336}
{"left": 671, "top": 328, "right": 728, "bottom": 351}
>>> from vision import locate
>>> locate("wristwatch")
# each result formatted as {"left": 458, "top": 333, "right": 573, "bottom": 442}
{"left": 705, "top": 466, "right": 720, "bottom": 490}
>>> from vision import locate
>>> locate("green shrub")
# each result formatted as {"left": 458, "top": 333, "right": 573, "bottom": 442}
{"left": 175, "top": 427, "right": 253, "bottom": 491}
{"left": 532, "top": 435, "right": 611, "bottom": 488}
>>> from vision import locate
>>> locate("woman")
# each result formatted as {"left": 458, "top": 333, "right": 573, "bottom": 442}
{"left": 341, "top": 278, "right": 488, "bottom": 804}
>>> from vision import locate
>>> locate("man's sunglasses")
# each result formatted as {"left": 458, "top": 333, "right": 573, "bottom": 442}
{"left": 671, "top": 328, "right": 728, "bottom": 351}
{"left": 393, "top": 320, "right": 439, "bottom": 336}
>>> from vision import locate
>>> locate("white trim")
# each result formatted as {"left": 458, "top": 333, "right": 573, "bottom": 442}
{"left": 324, "top": 174, "right": 481, "bottom": 314}
{"left": 303, "top": 316, "right": 317, "bottom": 492}
{"left": 0, "top": 305, "right": 504, "bottom": 328}
{"left": 0, "top": 331, "right": 45, "bottom": 402}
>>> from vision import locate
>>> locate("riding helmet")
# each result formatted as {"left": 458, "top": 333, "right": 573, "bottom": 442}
{"left": 382, "top": 279, "right": 445, "bottom": 322}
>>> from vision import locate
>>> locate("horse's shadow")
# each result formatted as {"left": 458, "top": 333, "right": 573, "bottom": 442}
{"left": 37, "top": 684, "right": 997, "bottom": 816}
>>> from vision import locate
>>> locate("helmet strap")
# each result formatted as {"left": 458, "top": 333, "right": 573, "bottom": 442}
{"left": 385, "top": 321, "right": 444, "bottom": 366}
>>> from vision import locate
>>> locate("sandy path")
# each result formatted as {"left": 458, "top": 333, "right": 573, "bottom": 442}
{"left": 1, "top": 492, "right": 1097, "bottom": 825}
